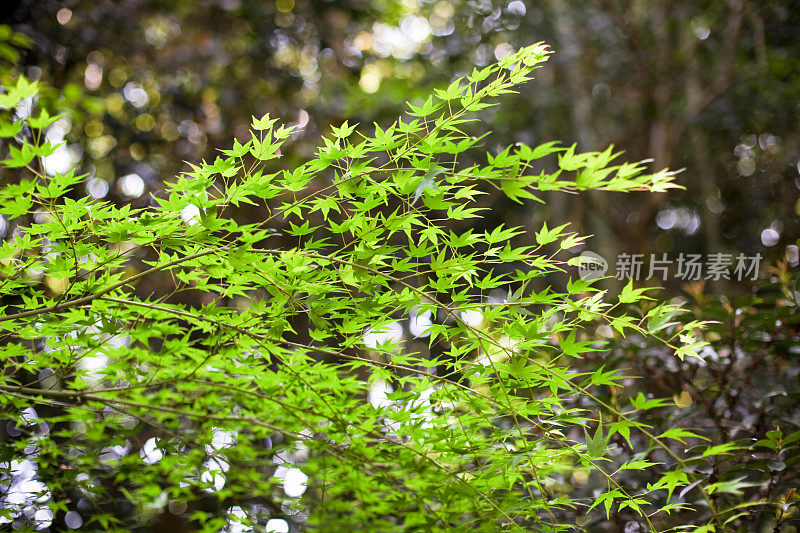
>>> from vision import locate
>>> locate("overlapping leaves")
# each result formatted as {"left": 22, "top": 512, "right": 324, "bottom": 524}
{"left": 0, "top": 44, "right": 729, "bottom": 531}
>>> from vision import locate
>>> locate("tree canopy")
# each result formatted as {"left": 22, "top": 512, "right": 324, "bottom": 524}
{"left": 1, "top": 3, "right": 799, "bottom": 532}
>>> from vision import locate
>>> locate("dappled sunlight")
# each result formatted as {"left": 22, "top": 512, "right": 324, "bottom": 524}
{"left": 0, "top": 2, "right": 797, "bottom": 531}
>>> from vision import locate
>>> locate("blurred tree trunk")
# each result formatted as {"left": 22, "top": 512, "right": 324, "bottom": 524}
{"left": 551, "top": 0, "right": 620, "bottom": 288}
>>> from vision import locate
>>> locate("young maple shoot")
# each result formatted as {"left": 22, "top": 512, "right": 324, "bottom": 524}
{"left": 0, "top": 44, "right": 730, "bottom": 531}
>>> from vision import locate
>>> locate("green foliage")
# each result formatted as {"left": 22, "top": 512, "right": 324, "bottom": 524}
{"left": 0, "top": 44, "right": 762, "bottom": 531}
{"left": 0, "top": 25, "right": 29, "bottom": 70}
{"left": 589, "top": 266, "right": 800, "bottom": 531}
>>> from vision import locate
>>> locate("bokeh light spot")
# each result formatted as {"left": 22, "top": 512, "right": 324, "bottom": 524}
{"left": 64, "top": 511, "right": 83, "bottom": 529}
{"left": 56, "top": 8, "right": 73, "bottom": 25}
{"left": 761, "top": 228, "right": 779, "bottom": 246}
{"left": 276, "top": 0, "right": 294, "bottom": 13}
{"left": 266, "top": 519, "right": 289, "bottom": 533}
{"left": 87, "top": 177, "right": 110, "bottom": 199}
{"left": 118, "top": 173, "right": 145, "bottom": 198}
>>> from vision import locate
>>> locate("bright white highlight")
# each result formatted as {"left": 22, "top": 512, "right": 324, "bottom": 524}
{"left": 140, "top": 438, "right": 163, "bottom": 464}
{"left": 409, "top": 308, "right": 433, "bottom": 338}
{"left": 266, "top": 519, "right": 289, "bottom": 533}
{"left": 460, "top": 308, "right": 484, "bottom": 329}
{"left": 363, "top": 321, "right": 403, "bottom": 349}
{"left": 118, "top": 173, "right": 145, "bottom": 198}
{"left": 368, "top": 379, "right": 394, "bottom": 409}
{"left": 282, "top": 467, "right": 308, "bottom": 497}
{"left": 181, "top": 204, "right": 201, "bottom": 225}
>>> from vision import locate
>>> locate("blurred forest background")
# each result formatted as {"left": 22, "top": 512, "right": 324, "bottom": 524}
{"left": 1, "top": 1, "right": 800, "bottom": 531}
{"left": 2, "top": 0, "right": 798, "bottom": 291}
